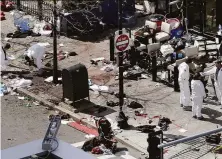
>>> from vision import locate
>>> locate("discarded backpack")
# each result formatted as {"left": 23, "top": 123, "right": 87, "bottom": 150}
{"left": 82, "top": 137, "right": 100, "bottom": 151}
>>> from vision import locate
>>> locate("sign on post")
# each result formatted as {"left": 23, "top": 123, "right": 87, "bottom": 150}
{"left": 115, "top": 34, "right": 130, "bottom": 53}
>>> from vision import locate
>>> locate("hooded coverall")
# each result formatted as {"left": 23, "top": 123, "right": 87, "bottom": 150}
{"left": 202, "top": 66, "right": 222, "bottom": 106}
{"left": 191, "top": 80, "right": 206, "bottom": 118}
{"left": 25, "top": 44, "right": 45, "bottom": 70}
{"left": 178, "top": 62, "right": 191, "bottom": 107}
{"left": 1, "top": 46, "right": 8, "bottom": 71}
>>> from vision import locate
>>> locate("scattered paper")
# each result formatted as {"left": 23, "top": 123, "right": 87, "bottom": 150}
{"left": 33, "top": 101, "right": 40, "bottom": 106}
{"left": 155, "top": 83, "right": 161, "bottom": 87}
{"left": 45, "top": 76, "right": 53, "bottom": 82}
{"left": 61, "top": 120, "right": 72, "bottom": 125}
{"left": 99, "top": 86, "right": 109, "bottom": 92}
{"left": 92, "top": 57, "right": 105, "bottom": 62}
{"left": 178, "top": 128, "right": 187, "bottom": 133}
{"left": 88, "top": 79, "right": 93, "bottom": 86}
{"left": 18, "top": 96, "right": 25, "bottom": 100}
{"left": 44, "top": 76, "right": 62, "bottom": 83}
{"left": 141, "top": 74, "right": 148, "bottom": 79}
{"left": 59, "top": 43, "right": 64, "bottom": 47}
{"left": 37, "top": 42, "right": 50, "bottom": 47}
{"left": 4, "top": 37, "right": 12, "bottom": 41}
{"left": 7, "top": 55, "right": 16, "bottom": 60}
{"left": 85, "top": 134, "right": 95, "bottom": 139}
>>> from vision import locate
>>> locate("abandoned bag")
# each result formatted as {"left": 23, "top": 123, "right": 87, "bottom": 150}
{"left": 128, "top": 101, "right": 143, "bottom": 109}
{"left": 82, "top": 137, "right": 100, "bottom": 151}
{"left": 96, "top": 117, "right": 112, "bottom": 138}
{"left": 158, "top": 117, "right": 172, "bottom": 131}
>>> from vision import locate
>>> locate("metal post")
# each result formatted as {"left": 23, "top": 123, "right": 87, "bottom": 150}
{"left": 118, "top": 0, "right": 124, "bottom": 110}
{"left": 16, "top": 0, "right": 21, "bottom": 10}
{"left": 110, "top": 35, "right": 115, "bottom": 61}
{"left": 158, "top": 127, "right": 222, "bottom": 149}
{"left": 174, "top": 66, "right": 179, "bottom": 92}
{"left": 38, "top": 0, "right": 43, "bottom": 21}
{"left": 53, "top": 0, "right": 58, "bottom": 84}
{"left": 152, "top": 55, "right": 157, "bottom": 82}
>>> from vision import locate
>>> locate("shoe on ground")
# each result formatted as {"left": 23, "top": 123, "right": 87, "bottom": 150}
{"left": 192, "top": 115, "right": 197, "bottom": 119}
{"left": 183, "top": 106, "right": 192, "bottom": 111}
{"left": 180, "top": 104, "right": 183, "bottom": 107}
{"left": 197, "top": 116, "right": 204, "bottom": 120}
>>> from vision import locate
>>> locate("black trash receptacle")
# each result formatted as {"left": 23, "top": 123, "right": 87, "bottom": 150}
{"left": 62, "top": 63, "right": 89, "bottom": 103}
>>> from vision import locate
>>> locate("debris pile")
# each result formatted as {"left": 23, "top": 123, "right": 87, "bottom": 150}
{"left": 82, "top": 117, "right": 117, "bottom": 154}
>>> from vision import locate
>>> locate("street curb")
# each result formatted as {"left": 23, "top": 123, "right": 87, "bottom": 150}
{"left": 10, "top": 85, "right": 148, "bottom": 154}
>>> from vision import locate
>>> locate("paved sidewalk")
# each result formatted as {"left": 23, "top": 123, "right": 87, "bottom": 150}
{"left": 1, "top": 12, "right": 222, "bottom": 159}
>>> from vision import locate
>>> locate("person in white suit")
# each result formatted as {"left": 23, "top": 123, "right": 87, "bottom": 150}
{"left": 178, "top": 58, "right": 192, "bottom": 110}
{"left": 200, "top": 61, "right": 222, "bottom": 109}
{"left": 24, "top": 43, "right": 45, "bottom": 74}
{"left": 1, "top": 43, "right": 11, "bottom": 71}
{"left": 191, "top": 73, "right": 206, "bottom": 120}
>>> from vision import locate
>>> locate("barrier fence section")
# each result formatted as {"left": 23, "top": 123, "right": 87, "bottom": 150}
{"left": 11, "top": 0, "right": 53, "bottom": 22}
{"left": 159, "top": 127, "right": 222, "bottom": 159}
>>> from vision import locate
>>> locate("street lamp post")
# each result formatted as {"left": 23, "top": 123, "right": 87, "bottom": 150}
{"left": 53, "top": 0, "right": 58, "bottom": 84}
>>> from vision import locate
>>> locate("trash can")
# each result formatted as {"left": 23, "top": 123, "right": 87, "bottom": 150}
{"left": 62, "top": 63, "right": 89, "bottom": 103}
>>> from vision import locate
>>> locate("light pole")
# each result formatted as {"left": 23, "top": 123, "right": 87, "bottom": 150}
{"left": 53, "top": 0, "right": 58, "bottom": 84}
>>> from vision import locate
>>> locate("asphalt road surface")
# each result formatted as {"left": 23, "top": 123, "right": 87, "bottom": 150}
{"left": 1, "top": 94, "right": 144, "bottom": 159}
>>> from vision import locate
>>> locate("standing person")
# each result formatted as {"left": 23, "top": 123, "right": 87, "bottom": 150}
{"left": 1, "top": 43, "right": 11, "bottom": 71}
{"left": 24, "top": 43, "right": 45, "bottom": 75}
{"left": 191, "top": 73, "right": 206, "bottom": 120}
{"left": 178, "top": 58, "right": 192, "bottom": 110}
{"left": 200, "top": 61, "right": 222, "bottom": 109}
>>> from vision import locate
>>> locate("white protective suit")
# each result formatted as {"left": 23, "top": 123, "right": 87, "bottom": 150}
{"left": 25, "top": 44, "right": 45, "bottom": 70}
{"left": 202, "top": 66, "right": 222, "bottom": 105}
{"left": 1, "top": 46, "right": 8, "bottom": 71}
{"left": 191, "top": 80, "right": 206, "bottom": 117}
{"left": 178, "top": 62, "right": 191, "bottom": 107}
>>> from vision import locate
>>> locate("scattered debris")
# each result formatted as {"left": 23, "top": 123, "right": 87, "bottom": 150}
{"left": 18, "top": 96, "right": 25, "bottom": 100}
{"left": 44, "top": 76, "right": 62, "bottom": 83}
{"left": 59, "top": 43, "right": 64, "bottom": 47}
{"left": 26, "top": 103, "right": 31, "bottom": 107}
{"left": 100, "top": 65, "right": 115, "bottom": 72}
{"left": 158, "top": 117, "right": 172, "bottom": 131}
{"left": 37, "top": 42, "right": 50, "bottom": 47}
{"left": 128, "top": 101, "right": 143, "bottom": 109}
{"left": 106, "top": 101, "right": 119, "bottom": 107}
{"left": 90, "top": 84, "right": 109, "bottom": 93}
{"left": 137, "top": 125, "right": 156, "bottom": 133}
{"left": 178, "top": 128, "right": 187, "bottom": 133}
{"left": 33, "top": 101, "right": 40, "bottom": 106}
{"left": 9, "top": 78, "right": 32, "bottom": 89}
{"left": 88, "top": 79, "right": 93, "bottom": 86}
{"left": 85, "top": 134, "right": 96, "bottom": 139}
{"left": 140, "top": 74, "right": 149, "bottom": 79}
{"left": 61, "top": 120, "right": 72, "bottom": 125}
{"left": 135, "top": 110, "right": 147, "bottom": 117}
{"left": 0, "top": 83, "right": 8, "bottom": 96}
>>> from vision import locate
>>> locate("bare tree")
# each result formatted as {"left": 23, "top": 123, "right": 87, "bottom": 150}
{"left": 60, "top": 0, "right": 104, "bottom": 36}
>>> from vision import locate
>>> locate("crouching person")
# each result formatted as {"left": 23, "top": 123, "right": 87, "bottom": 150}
{"left": 191, "top": 73, "right": 206, "bottom": 120}
{"left": 24, "top": 43, "right": 45, "bottom": 76}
